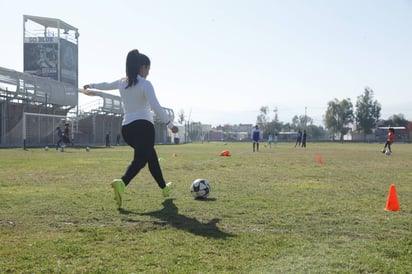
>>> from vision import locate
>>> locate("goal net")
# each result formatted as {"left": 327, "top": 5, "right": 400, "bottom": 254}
{"left": 22, "top": 112, "right": 68, "bottom": 148}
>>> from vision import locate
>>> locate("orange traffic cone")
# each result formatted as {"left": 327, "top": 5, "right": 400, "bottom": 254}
{"left": 220, "top": 150, "right": 230, "bottom": 156}
{"left": 385, "top": 184, "right": 400, "bottom": 211}
{"left": 317, "top": 155, "right": 323, "bottom": 164}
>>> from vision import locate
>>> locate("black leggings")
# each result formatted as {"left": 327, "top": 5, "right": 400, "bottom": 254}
{"left": 121, "top": 120, "right": 166, "bottom": 189}
{"left": 384, "top": 141, "right": 392, "bottom": 151}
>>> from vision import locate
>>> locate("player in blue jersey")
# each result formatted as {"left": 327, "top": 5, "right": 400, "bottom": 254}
{"left": 252, "top": 125, "right": 262, "bottom": 152}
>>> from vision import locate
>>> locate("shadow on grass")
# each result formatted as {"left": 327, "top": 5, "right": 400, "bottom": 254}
{"left": 119, "top": 199, "right": 235, "bottom": 239}
{"left": 193, "top": 197, "right": 217, "bottom": 202}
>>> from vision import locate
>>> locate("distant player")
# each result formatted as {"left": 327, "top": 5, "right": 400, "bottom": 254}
{"left": 268, "top": 133, "right": 273, "bottom": 148}
{"left": 56, "top": 126, "right": 64, "bottom": 150}
{"left": 301, "top": 130, "right": 307, "bottom": 148}
{"left": 252, "top": 125, "right": 261, "bottom": 152}
{"left": 294, "top": 129, "right": 302, "bottom": 147}
{"left": 63, "top": 123, "right": 73, "bottom": 145}
{"left": 382, "top": 127, "right": 395, "bottom": 154}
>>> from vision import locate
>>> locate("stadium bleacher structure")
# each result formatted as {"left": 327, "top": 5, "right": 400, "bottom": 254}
{"left": 0, "top": 66, "right": 174, "bottom": 147}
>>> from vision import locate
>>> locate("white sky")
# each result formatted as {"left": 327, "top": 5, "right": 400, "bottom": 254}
{"left": 1, "top": 0, "right": 411, "bottom": 126}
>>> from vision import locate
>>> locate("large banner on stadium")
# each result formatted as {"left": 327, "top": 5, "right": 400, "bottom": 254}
{"left": 23, "top": 37, "right": 78, "bottom": 86}
{"left": 24, "top": 37, "right": 58, "bottom": 80}
{"left": 60, "top": 39, "right": 78, "bottom": 86}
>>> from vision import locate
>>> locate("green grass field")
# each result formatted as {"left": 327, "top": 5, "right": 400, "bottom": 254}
{"left": 1, "top": 142, "right": 411, "bottom": 273}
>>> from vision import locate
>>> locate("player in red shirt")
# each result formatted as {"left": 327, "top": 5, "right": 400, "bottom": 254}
{"left": 382, "top": 127, "right": 395, "bottom": 154}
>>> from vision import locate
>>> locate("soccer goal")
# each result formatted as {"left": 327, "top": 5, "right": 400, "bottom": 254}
{"left": 22, "top": 112, "right": 68, "bottom": 149}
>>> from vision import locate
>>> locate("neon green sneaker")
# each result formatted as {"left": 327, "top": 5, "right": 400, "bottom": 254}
{"left": 162, "top": 182, "right": 173, "bottom": 197}
{"left": 111, "top": 179, "right": 125, "bottom": 208}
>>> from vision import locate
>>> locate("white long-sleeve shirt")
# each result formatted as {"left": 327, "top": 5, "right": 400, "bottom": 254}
{"left": 90, "top": 76, "right": 174, "bottom": 128}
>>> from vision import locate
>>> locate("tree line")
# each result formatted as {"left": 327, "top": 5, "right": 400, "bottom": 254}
{"left": 257, "top": 87, "right": 408, "bottom": 141}
{"left": 176, "top": 87, "right": 408, "bottom": 142}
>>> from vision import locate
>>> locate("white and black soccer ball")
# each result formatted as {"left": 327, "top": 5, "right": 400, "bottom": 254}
{"left": 385, "top": 150, "right": 391, "bottom": 155}
{"left": 44, "top": 146, "right": 49, "bottom": 151}
{"left": 86, "top": 146, "right": 90, "bottom": 152}
{"left": 190, "top": 179, "right": 211, "bottom": 199}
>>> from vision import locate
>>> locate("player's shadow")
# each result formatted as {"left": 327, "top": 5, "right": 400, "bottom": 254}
{"left": 121, "top": 199, "right": 235, "bottom": 239}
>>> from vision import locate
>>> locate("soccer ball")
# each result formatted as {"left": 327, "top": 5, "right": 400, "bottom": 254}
{"left": 44, "top": 146, "right": 49, "bottom": 151}
{"left": 385, "top": 150, "right": 391, "bottom": 155}
{"left": 190, "top": 179, "right": 211, "bottom": 199}
{"left": 86, "top": 146, "right": 90, "bottom": 152}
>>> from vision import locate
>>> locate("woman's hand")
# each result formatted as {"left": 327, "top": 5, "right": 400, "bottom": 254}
{"left": 80, "top": 85, "right": 97, "bottom": 96}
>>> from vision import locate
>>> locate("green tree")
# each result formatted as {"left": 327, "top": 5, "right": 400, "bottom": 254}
{"left": 306, "top": 124, "right": 327, "bottom": 140}
{"left": 324, "top": 98, "right": 354, "bottom": 141}
{"left": 177, "top": 109, "right": 185, "bottom": 124}
{"left": 380, "top": 113, "right": 409, "bottom": 128}
{"left": 257, "top": 106, "right": 286, "bottom": 139}
{"left": 256, "top": 106, "right": 269, "bottom": 132}
{"left": 355, "top": 87, "right": 381, "bottom": 135}
{"left": 281, "top": 123, "right": 293, "bottom": 132}
{"left": 292, "top": 115, "right": 313, "bottom": 129}
{"left": 266, "top": 107, "right": 283, "bottom": 137}
{"left": 257, "top": 106, "right": 277, "bottom": 139}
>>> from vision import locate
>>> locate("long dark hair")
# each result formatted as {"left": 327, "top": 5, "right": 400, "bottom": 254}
{"left": 125, "top": 49, "right": 151, "bottom": 89}
{"left": 139, "top": 54, "right": 151, "bottom": 67}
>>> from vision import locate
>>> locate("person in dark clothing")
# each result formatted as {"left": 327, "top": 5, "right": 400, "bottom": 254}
{"left": 56, "top": 126, "right": 64, "bottom": 150}
{"left": 301, "top": 130, "right": 307, "bottom": 148}
{"left": 252, "top": 125, "right": 261, "bottom": 152}
{"left": 116, "top": 133, "right": 121, "bottom": 146}
{"left": 63, "top": 123, "right": 73, "bottom": 145}
{"left": 106, "top": 131, "right": 111, "bottom": 147}
{"left": 294, "top": 129, "right": 302, "bottom": 147}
